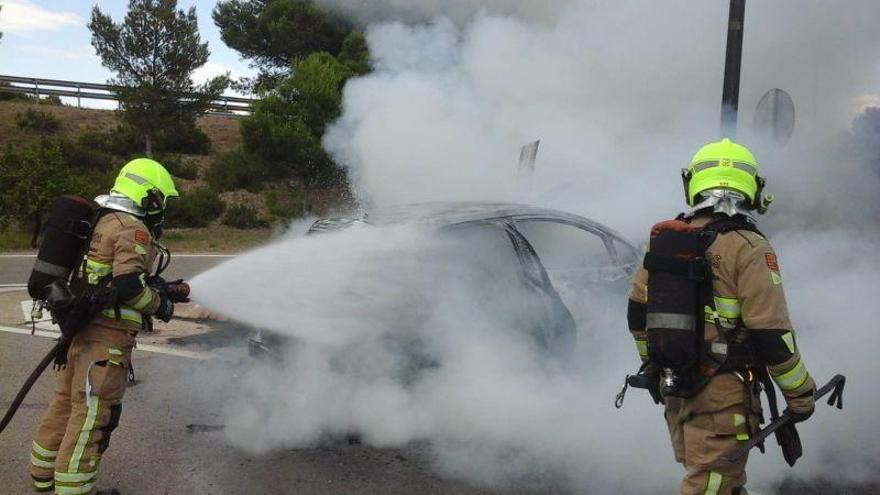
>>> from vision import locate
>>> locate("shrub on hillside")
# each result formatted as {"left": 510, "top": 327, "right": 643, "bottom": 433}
{"left": 164, "top": 187, "right": 225, "bottom": 228}
{"left": 60, "top": 137, "right": 116, "bottom": 171}
{"left": 0, "top": 141, "right": 93, "bottom": 245}
{"left": 265, "top": 187, "right": 305, "bottom": 220}
{"left": 15, "top": 108, "right": 61, "bottom": 133}
{"left": 77, "top": 126, "right": 143, "bottom": 158}
{"left": 222, "top": 204, "right": 268, "bottom": 229}
{"left": 76, "top": 123, "right": 212, "bottom": 158}
{"left": 160, "top": 154, "right": 198, "bottom": 180}
{"left": 206, "top": 149, "right": 267, "bottom": 191}
{"left": 156, "top": 121, "right": 212, "bottom": 155}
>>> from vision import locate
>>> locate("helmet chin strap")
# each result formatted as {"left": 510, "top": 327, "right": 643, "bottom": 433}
{"left": 686, "top": 189, "right": 755, "bottom": 219}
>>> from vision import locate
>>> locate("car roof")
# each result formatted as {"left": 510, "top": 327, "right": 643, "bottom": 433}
{"left": 315, "top": 201, "right": 631, "bottom": 242}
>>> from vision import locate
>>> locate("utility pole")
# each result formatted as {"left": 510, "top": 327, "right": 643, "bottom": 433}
{"left": 720, "top": 0, "right": 746, "bottom": 138}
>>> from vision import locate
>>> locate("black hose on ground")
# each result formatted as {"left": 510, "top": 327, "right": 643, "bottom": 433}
{"left": 0, "top": 339, "right": 63, "bottom": 435}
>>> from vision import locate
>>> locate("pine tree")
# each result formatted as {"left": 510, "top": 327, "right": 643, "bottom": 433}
{"left": 89, "top": 0, "right": 228, "bottom": 156}
{"left": 213, "top": 0, "right": 351, "bottom": 91}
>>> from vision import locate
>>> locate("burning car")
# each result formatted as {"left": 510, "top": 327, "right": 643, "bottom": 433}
{"left": 248, "top": 202, "right": 639, "bottom": 362}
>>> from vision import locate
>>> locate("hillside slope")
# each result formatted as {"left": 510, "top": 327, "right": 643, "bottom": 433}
{"left": 0, "top": 101, "right": 241, "bottom": 152}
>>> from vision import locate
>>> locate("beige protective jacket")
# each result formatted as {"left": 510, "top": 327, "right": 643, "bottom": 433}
{"left": 84, "top": 211, "right": 161, "bottom": 332}
{"left": 628, "top": 214, "right": 815, "bottom": 411}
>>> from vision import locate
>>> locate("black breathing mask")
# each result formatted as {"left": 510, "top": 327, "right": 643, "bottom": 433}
{"left": 142, "top": 189, "right": 166, "bottom": 238}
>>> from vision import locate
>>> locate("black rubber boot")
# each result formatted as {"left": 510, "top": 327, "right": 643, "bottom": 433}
{"left": 31, "top": 475, "right": 53, "bottom": 492}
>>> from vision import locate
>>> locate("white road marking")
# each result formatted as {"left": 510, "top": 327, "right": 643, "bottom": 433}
{"left": 135, "top": 343, "right": 212, "bottom": 360}
{"left": 0, "top": 326, "right": 60, "bottom": 340}
{"left": 0, "top": 325, "right": 213, "bottom": 360}
{"left": 21, "top": 300, "right": 54, "bottom": 327}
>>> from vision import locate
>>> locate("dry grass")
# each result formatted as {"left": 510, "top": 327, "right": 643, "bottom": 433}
{"left": 0, "top": 101, "right": 117, "bottom": 148}
{"left": 197, "top": 114, "right": 242, "bottom": 154}
{"left": 0, "top": 100, "right": 241, "bottom": 152}
{"left": 0, "top": 227, "right": 32, "bottom": 251}
{"left": 161, "top": 226, "right": 275, "bottom": 253}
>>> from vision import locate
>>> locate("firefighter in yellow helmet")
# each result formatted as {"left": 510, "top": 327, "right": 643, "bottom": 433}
{"left": 626, "top": 139, "right": 816, "bottom": 494}
{"left": 29, "top": 159, "right": 190, "bottom": 495}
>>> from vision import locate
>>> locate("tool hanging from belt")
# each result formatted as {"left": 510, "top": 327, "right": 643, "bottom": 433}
{"left": 720, "top": 374, "right": 845, "bottom": 466}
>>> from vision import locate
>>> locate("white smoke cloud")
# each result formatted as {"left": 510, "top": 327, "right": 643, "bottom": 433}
{"left": 192, "top": 1, "right": 880, "bottom": 492}
{"left": 193, "top": 224, "right": 880, "bottom": 493}
{"left": 324, "top": 0, "right": 880, "bottom": 236}
{"left": 193, "top": 223, "right": 682, "bottom": 493}
{"left": 315, "top": 0, "right": 573, "bottom": 26}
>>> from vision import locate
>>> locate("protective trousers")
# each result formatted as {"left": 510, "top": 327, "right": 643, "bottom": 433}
{"left": 664, "top": 373, "right": 761, "bottom": 495}
{"left": 30, "top": 324, "right": 134, "bottom": 494}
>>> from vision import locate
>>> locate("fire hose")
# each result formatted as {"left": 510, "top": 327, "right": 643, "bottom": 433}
{"left": 0, "top": 339, "right": 66, "bottom": 435}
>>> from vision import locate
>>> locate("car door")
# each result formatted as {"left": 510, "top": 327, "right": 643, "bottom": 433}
{"left": 440, "top": 220, "right": 575, "bottom": 360}
{"left": 501, "top": 222, "right": 577, "bottom": 361}
{"left": 511, "top": 219, "right": 627, "bottom": 337}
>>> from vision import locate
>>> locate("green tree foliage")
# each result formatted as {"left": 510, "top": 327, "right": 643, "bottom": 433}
{"left": 15, "top": 108, "right": 62, "bottom": 133}
{"left": 89, "top": 0, "right": 229, "bottom": 156}
{"left": 206, "top": 149, "right": 267, "bottom": 191}
{"left": 338, "top": 31, "right": 370, "bottom": 75}
{"left": 213, "top": 0, "right": 351, "bottom": 91}
{"left": 159, "top": 154, "right": 198, "bottom": 180}
{"left": 0, "top": 143, "right": 98, "bottom": 247}
{"left": 240, "top": 51, "right": 360, "bottom": 186}
{"left": 164, "top": 187, "right": 225, "bottom": 228}
{"left": 222, "top": 204, "right": 268, "bottom": 229}
{"left": 265, "top": 186, "right": 305, "bottom": 220}
{"left": 215, "top": 0, "right": 370, "bottom": 190}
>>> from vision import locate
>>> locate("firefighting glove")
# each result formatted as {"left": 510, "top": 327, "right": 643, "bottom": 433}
{"left": 147, "top": 276, "right": 191, "bottom": 303}
{"left": 164, "top": 279, "right": 191, "bottom": 303}
{"left": 155, "top": 295, "right": 174, "bottom": 323}
{"left": 774, "top": 422, "right": 803, "bottom": 467}
{"left": 784, "top": 388, "right": 816, "bottom": 424}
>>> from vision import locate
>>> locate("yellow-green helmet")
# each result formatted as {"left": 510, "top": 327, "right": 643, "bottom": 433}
{"left": 112, "top": 158, "right": 179, "bottom": 212}
{"left": 684, "top": 138, "right": 759, "bottom": 205}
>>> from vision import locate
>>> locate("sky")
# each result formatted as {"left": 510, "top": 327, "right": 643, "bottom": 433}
{"left": 0, "top": 0, "right": 255, "bottom": 106}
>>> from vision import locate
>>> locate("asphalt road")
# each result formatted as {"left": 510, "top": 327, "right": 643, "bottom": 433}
{"left": 2, "top": 329, "right": 877, "bottom": 495}
{"left": 0, "top": 253, "right": 233, "bottom": 286}
{"left": 0, "top": 331, "right": 499, "bottom": 495}
{"left": 2, "top": 254, "right": 877, "bottom": 494}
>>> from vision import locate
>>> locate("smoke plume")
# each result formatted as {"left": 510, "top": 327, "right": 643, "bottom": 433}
{"left": 193, "top": 1, "right": 880, "bottom": 493}
{"left": 315, "top": 0, "right": 573, "bottom": 26}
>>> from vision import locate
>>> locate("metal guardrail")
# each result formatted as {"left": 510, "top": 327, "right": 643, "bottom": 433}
{"left": 0, "top": 74, "right": 255, "bottom": 117}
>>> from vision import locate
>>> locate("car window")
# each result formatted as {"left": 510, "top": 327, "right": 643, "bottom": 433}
{"left": 514, "top": 220, "right": 613, "bottom": 272}
{"left": 441, "top": 222, "right": 522, "bottom": 284}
